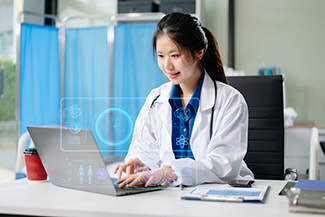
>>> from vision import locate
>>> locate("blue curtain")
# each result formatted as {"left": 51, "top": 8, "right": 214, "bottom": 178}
{"left": 113, "top": 24, "right": 164, "bottom": 98}
{"left": 20, "top": 23, "right": 60, "bottom": 139}
{"left": 63, "top": 24, "right": 164, "bottom": 155}
{"left": 20, "top": 23, "right": 164, "bottom": 157}
{"left": 63, "top": 26, "right": 110, "bottom": 152}
{"left": 112, "top": 24, "right": 165, "bottom": 154}
{"left": 65, "top": 26, "right": 109, "bottom": 98}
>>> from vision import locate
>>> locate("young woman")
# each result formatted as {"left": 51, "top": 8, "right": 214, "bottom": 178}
{"left": 115, "top": 12, "right": 253, "bottom": 188}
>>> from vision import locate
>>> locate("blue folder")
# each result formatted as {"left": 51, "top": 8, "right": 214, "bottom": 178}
{"left": 294, "top": 179, "right": 325, "bottom": 191}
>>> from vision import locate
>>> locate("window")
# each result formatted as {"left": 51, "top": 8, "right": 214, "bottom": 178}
{"left": 0, "top": 0, "right": 15, "bottom": 184}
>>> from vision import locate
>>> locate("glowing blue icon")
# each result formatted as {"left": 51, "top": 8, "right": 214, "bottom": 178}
{"left": 96, "top": 168, "right": 109, "bottom": 180}
{"left": 87, "top": 165, "right": 93, "bottom": 184}
{"left": 65, "top": 104, "right": 81, "bottom": 119}
{"left": 69, "top": 122, "right": 81, "bottom": 134}
{"left": 94, "top": 107, "right": 133, "bottom": 146}
{"left": 176, "top": 135, "right": 189, "bottom": 148}
{"left": 77, "top": 165, "right": 85, "bottom": 184}
{"left": 67, "top": 136, "right": 80, "bottom": 145}
{"left": 174, "top": 107, "right": 191, "bottom": 122}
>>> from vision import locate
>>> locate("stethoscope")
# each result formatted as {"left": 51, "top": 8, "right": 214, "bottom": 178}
{"left": 140, "top": 79, "right": 217, "bottom": 144}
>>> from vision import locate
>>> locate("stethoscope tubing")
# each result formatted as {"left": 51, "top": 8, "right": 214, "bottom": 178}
{"left": 141, "top": 80, "right": 217, "bottom": 144}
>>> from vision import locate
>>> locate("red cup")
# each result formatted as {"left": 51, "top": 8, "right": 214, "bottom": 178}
{"left": 24, "top": 148, "right": 47, "bottom": 182}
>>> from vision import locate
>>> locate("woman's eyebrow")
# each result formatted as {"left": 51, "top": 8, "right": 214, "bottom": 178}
{"left": 157, "top": 49, "right": 179, "bottom": 54}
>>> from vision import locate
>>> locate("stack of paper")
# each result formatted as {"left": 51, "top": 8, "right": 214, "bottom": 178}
{"left": 287, "top": 179, "right": 325, "bottom": 214}
{"left": 182, "top": 183, "right": 269, "bottom": 202}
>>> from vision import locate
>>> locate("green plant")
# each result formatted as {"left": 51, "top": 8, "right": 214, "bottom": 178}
{"left": 0, "top": 58, "right": 15, "bottom": 121}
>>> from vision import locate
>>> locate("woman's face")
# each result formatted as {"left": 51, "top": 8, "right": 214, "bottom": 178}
{"left": 156, "top": 34, "right": 201, "bottom": 87}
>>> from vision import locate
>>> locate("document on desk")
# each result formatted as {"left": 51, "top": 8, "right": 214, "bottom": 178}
{"left": 182, "top": 184, "right": 269, "bottom": 202}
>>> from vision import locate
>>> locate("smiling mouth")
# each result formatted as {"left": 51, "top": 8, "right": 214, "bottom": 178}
{"left": 169, "top": 72, "right": 180, "bottom": 78}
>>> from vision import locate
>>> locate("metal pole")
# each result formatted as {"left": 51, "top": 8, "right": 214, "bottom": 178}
{"left": 228, "top": 0, "right": 235, "bottom": 68}
{"left": 16, "top": 12, "right": 22, "bottom": 145}
{"left": 0, "top": 63, "right": 4, "bottom": 100}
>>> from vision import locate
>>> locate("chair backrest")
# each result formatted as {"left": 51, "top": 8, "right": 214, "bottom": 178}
{"left": 228, "top": 75, "right": 284, "bottom": 180}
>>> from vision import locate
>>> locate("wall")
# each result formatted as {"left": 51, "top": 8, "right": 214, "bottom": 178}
{"left": 22, "top": 0, "right": 45, "bottom": 25}
{"left": 203, "top": 0, "right": 325, "bottom": 125}
{"left": 201, "top": 0, "right": 229, "bottom": 66}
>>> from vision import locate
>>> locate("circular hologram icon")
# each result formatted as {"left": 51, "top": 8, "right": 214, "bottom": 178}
{"left": 94, "top": 107, "right": 134, "bottom": 147}
{"left": 69, "top": 122, "right": 81, "bottom": 134}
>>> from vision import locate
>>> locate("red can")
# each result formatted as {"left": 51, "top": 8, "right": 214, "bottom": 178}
{"left": 24, "top": 148, "right": 47, "bottom": 181}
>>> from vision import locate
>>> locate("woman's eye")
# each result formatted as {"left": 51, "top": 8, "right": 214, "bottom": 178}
{"left": 158, "top": 55, "right": 164, "bottom": 58}
{"left": 172, "top": 54, "right": 179, "bottom": 58}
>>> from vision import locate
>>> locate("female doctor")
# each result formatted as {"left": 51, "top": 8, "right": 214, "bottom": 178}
{"left": 115, "top": 12, "right": 254, "bottom": 188}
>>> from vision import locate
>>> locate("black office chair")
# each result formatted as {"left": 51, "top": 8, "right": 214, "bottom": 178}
{"left": 228, "top": 75, "right": 285, "bottom": 180}
{"left": 320, "top": 142, "right": 325, "bottom": 155}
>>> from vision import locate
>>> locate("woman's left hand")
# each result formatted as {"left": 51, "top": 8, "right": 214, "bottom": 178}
{"left": 116, "top": 167, "right": 177, "bottom": 188}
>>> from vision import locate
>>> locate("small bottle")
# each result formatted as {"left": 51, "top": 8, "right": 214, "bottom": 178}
{"left": 270, "top": 66, "right": 277, "bottom": 75}
{"left": 276, "top": 67, "right": 281, "bottom": 75}
{"left": 258, "top": 66, "right": 265, "bottom": 75}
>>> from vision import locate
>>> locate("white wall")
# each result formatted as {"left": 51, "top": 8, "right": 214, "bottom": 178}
{"left": 22, "top": 0, "right": 45, "bottom": 25}
{"left": 202, "top": 0, "right": 325, "bottom": 125}
{"left": 201, "top": 0, "right": 229, "bottom": 66}
{"left": 235, "top": 0, "right": 325, "bottom": 125}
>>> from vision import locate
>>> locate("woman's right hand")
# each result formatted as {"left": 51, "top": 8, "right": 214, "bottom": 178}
{"left": 114, "top": 157, "right": 147, "bottom": 180}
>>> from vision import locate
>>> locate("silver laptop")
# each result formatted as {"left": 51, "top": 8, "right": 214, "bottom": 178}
{"left": 27, "top": 126, "right": 163, "bottom": 196}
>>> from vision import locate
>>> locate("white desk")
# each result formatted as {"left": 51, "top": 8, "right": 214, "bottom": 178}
{"left": 0, "top": 179, "right": 316, "bottom": 217}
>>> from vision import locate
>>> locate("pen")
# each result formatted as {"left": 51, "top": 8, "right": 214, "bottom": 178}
{"left": 201, "top": 195, "right": 244, "bottom": 202}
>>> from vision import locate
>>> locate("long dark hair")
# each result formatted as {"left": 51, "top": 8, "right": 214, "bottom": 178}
{"left": 153, "top": 12, "right": 228, "bottom": 84}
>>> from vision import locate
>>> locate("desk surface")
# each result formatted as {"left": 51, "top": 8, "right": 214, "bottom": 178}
{"left": 0, "top": 179, "right": 317, "bottom": 217}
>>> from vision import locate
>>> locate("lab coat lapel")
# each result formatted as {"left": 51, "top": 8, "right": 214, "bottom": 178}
{"left": 158, "top": 101, "right": 172, "bottom": 136}
{"left": 191, "top": 72, "right": 216, "bottom": 153}
{"left": 200, "top": 71, "right": 216, "bottom": 112}
{"left": 156, "top": 84, "right": 172, "bottom": 138}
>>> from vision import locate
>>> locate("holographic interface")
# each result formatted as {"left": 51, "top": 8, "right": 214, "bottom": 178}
{"left": 60, "top": 97, "right": 146, "bottom": 152}
{"left": 57, "top": 97, "right": 201, "bottom": 188}
{"left": 52, "top": 158, "right": 113, "bottom": 188}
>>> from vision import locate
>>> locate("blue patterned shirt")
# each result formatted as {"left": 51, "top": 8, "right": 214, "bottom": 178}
{"left": 168, "top": 72, "right": 204, "bottom": 160}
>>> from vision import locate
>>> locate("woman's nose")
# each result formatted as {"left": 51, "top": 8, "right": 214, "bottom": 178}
{"left": 165, "top": 58, "right": 174, "bottom": 71}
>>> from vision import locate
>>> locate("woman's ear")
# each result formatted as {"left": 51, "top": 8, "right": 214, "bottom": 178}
{"left": 196, "top": 49, "right": 204, "bottom": 60}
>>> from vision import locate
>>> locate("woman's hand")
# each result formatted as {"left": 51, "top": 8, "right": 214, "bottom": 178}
{"left": 115, "top": 167, "right": 178, "bottom": 188}
{"left": 114, "top": 158, "right": 147, "bottom": 180}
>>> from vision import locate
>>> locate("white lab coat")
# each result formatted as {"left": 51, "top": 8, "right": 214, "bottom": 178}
{"left": 126, "top": 71, "right": 254, "bottom": 186}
